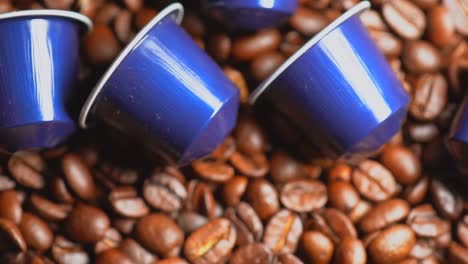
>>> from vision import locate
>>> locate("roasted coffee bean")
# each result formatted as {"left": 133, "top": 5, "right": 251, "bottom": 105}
{"left": 0, "top": 190, "right": 21, "bottom": 224}
{"left": 94, "top": 228, "right": 121, "bottom": 254}
{"left": 381, "top": 145, "right": 422, "bottom": 185}
{"left": 98, "top": 163, "right": 139, "bottom": 185}
{"left": 177, "top": 211, "right": 208, "bottom": 234}
{"left": 403, "top": 41, "right": 442, "bottom": 74}
{"left": 0, "top": 175, "right": 15, "bottom": 191}
{"left": 369, "top": 30, "right": 403, "bottom": 58}
{"left": 457, "top": 215, "right": 468, "bottom": 247}
{"left": 51, "top": 236, "right": 89, "bottom": 264}
{"left": 360, "top": 10, "right": 388, "bottom": 31}
{"left": 225, "top": 202, "right": 263, "bottom": 246}
{"left": 444, "top": 0, "right": 468, "bottom": 36}
{"left": 50, "top": 176, "right": 75, "bottom": 204}
{"left": 247, "top": 179, "right": 280, "bottom": 221}
{"left": 0, "top": 218, "right": 27, "bottom": 252}
{"left": 403, "top": 176, "right": 430, "bottom": 205}
{"left": 143, "top": 171, "right": 187, "bottom": 212}
{"left": 109, "top": 186, "right": 149, "bottom": 218}
{"left": 406, "top": 122, "right": 439, "bottom": 143}
{"left": 114, "top": 10, "right": 133, "bottom": 44}
{"left": 181, "top": 13, "right": 206, "bottom": 37}
{"left": 95, "top": 3, "right": 121, "bottom": 25}
{"left": 348, "top": 200, "right": 373, "bottom": 223}
{"left": 448, "top": 242, "right": 468, "bottom": 264}
{"left": 409, "top": 239, "right": 435, "bottom": 259}
{"left": 289, "top": 7, "right": 328, "bottom": 36}
{"left": 427, "top": 6, "right": 455, "bottom": 47}
{"left": 430, "top": 178, "right": 463, "bottom": 220}
{"left": 229, "top": 151, "right": 269, "bottom": 178}
{"left": 229, "top": 243, "right": 273, "bottom": 264}
{"left": 232, "top": 28, "right": 282, "bottom": 61}
{"left": 306, "top": 209, "right": 357, "bottom": 244}
{"left": 280, "top": 179, "right": 327, "bottom": 212}
{"left": 412, "top": 0, "right": 438, "bottom": 9}
{"left": 119, "top": 238, "right": 157, "bottom": 264}
{"left": 368, "top": 225, "right": 416, "bottom": 264}
{"left": 184, "top": 218, "right": 236, "bottom": 264}
{"left": 187, "top": 180, "right": 217, "bottom": 218}
{"left": 85, "top": 25, "right": 121, "bottom": 65}
{"left": 62, "top": 153, "right": 98, "bottom": 201}
{"left": 328, "top": 163, "right": 352, "bottom": 182}
{"left": 359, "top": 199, "right": 410, "bottom": 233}
{"left": 407, "top": 204, "right": 450, "bottom": 238}
{"left": 273, "top": 253, "right": 304, "bottom": 264}
{"left": 0, "top": 251, "right": 52, "bottom": 264}
{"left": 65, "top": 203, "right": 110, "bottom": 244}
{"left": 95, "top": 248, "right": 133, "bottom": 264}
{"left": 135, "top": 8, "right": 158, "bottom": 30}
{"left": 77, "top": 0, "right": 100, "bottom": 18}
{"left": 123, "top": 0, "right": 142, "bottom": 12}
{"left": 158, "top": 257, "right": 189, "bottom": 264}
{"left": 192, "top": 159, "right": 234, "bottom": 183}
{"left": 352, "top": 160, "right": 398, "bottom": 202}
{"left": 331, "top": 0, "right": 359, "bottom": 10}
{"left": 212, "top": 136, "right": 236, "bottom": 161}
{"left": 270, "top": 151, "right": 306, "bottom": 184}
{"left": 334, "top": 237, "right": 367, "bottom": 264}
{"left": 43, "top": 0, "right": 74, "bottom": 9}
{"left": 223, "top": 67, "right": 249, "bottom": 104}
{"left": 382, "top": 0, "right": 426, "bottom": 40}
{"left": 0, "top": 0, "right": 13, "bottom": 13}
{"left": 328, "top": 180, "right": 360, "bottom": 213}
{"left": 301, "top": 231, "right": 334, "bottom": 264}
{"left": 207, "top": 33, "right": 231, "bottom": 62}
{"left": 234, "top": 115, "right": 267, "bottom": 154}
{"left": 263, "top": 209, "right": 303, "bottom": 254}
{"left": 8, "top": 152, "right": 44, "bottom": 189}
{"left": 135, "top": 214, "right": 183, "bottom": 257}
{"left": 29, "top": 194, "right": 71, "bottom": 222}
{"left": 250, "top": 52, "right": 285, "bottom": 82}
{"left": 222, "top": 175, "right": 248, "bottom": 207}
{"left": 112, "top": 217, "right": 136, "bottom": 236}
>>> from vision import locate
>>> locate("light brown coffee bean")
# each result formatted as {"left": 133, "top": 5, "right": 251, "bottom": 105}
{"left": 407, "top": 204, "right": 451, "bottom": 238}
{"left": 403, "top": 41, "right": 442, "bottom": 74}
{"left": 328, "top": 180, "right": 360, "bottom": 213}
{"left": 95, "top": 3, "right": 121, "bottom": 25}
{"left": 328, "top": 163, "right": 352, "bottom": 182}
{"left": 348, "top": 200, "right": 373, "bottom": 223}
{"left": 352, "top": 160, "right": 398, "bottom": 202}
{"left": 232, "top": 28, "right": 282, "bottom": 61}
{"left": 187, "top": 180, "right": 217, "bottom": 218}
{"left": 193, "top": 159, "right": 234, "bottom": 183}
{"left": 263, "top": 209, "right": 303, "bottom": 254}
{"left": 427, "top": 6, "right": 456, "bottom": 47}
{"left": 381, "top": 145, "right": 422, "bottom": 185}
{"left": 409, "top": 73, "right": 447, "bottom": 121}
{"left": 43, "top": 0, "right": 74, "bottom": 9}
{"left": 443, "top": 0, "right": 468, "bottom": 36}
{"left": 8, "top": 152, "right": 44, "bottom": 189}
{"left": 51, "top": 236, "right": 89, "bottom": 264}
{"left": 177, "top": 212, "right": 208, "bottom": 234}
{"left": 94, "top": 228, "right": 121, "bottom": 254}
{"left": 306, "top": 209, "right": 357, "bottom": 244}
{"left": 229, "top": 151, "right": 269, "bottom": 178}
{"left": 247, "top": 179, "right": 280, "bottom": 221}
{"left": 289, "top": 7, "right": 328, "bottom": 36}
{"left": 0, "top": 190, "right": 21, "bottom": 224}
{"left": 222, "top": 175, "right": 248, "bottom": 207}
{"left": 95, "top": 249, "right": 133, "bottom": 264}
{"left": 301, "top": 231, "right": 334, "bottom": 264}
{"left": 402, "top": 176, "right": 429, "bottom": 205}
{"left": 119, "top": 238, "right": 157, "bottom": 264}
{"left": 382, "top": 0, "right": 426, "bottom": 40}
{"left": 368, "top": 225, "right": 416, "bottom": 264}
{"left": 114, "top": 10, "right": 133, "bottom": 43}
{"left": 50, "top": 176, "right": 75, "bottom": 204}
{"left": 359, "top": 199, "right": 410, "bottom": 233}
{"left": 334, "top": 237, "right": 367, "bottom": 264}
{"left": 280, "top": 179, "right": 327, "bottom": 212}
{"left": 229, "top": 243, "right": 273, "bottom": 264}
{"left": 225, "top": 202, "right": 263, "bottom": 246}
{"left": 62, "top": 153, "right": 98, "bottom": 202}
{"left": 369, "top": 30, "right": 403, "bottom": 58}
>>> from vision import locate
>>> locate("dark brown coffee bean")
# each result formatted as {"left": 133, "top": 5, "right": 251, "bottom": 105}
{"left": 352, "top": 160, "right": 398, "bottom": 202}
{"left": 306, "top": 209, "right": 357, "bottom": 244}
{"left": 381, "top": 145, "right": 422, "bottom": 185}
{"left": 270, "top": 151, "right": 306, "bottom": 184}
{"left": 158, "top": 257, "right": 189, "bottom": 264}
{"left": 143, "top": 171, "right": 187, "bottom": 212}
{"left": 232, "top": 28, "right": 282, "bottom": 61}
{"left": 181, "top": 13, "right": 206, "bottom": 37}
{"left": 8, "top": 152, "right": 44, "bottom": 189}
{"left": 273, "top": 253, "right": 304, "bottom": 264}
{"left": 187, "top": 180, "right": 216, "bottom": 218}
{"left": 403, "top": 41, "right": 442, "bottom": 74}
{"left": 94, "top": 228, "right": 121, "bottom": 254}
{"left": 448, "top": 242, "right": 468, "bottom": 264}
{"left": 301, "top": 231, "right": 334, "bottom": 264}
{"left": 50, "top": 176, "right": 75, "bottom": 204}
{"left": 280, "top": 30, "right": 305, "bottom": 57}
{"left": 328, "top": 163, "right": 352, "bottom": 182}
{"left": 348, "top": 200, "right": 373, "bottom": 223}
{"left": 229, "top": 243, "right": 273, "bottom": 264}
{"left": 184, "top": 218, "right": 236, "bottom": 264}
{"left": 223, "top": 67, "right": 250, "bottom": 104}
{"left": 328, "top": 180, "right": 360, "bottom": 213}
{"left": 29, "top": 193, "right": 71, "bottom": 222}
{"left": 334, "top": 237, "right": 367, "bottom": 264}
{"left": 135, "top": 8, "right": 158, "bottom": 30}
{"left": 65, "top": 203, "right": 110, "bottom": 244}
{"left": 77, "top": 0, "right": 100, "bottom": 18}
{"left": 192, "top": 160, "right": 234, "bottom": 183}
{"left": 18, "top": 213, "right": 52, "bottom": 252}
{"left": 427, "top": 6, "right": 456, "bottom": 47}
{"left": 406, "top": 122, "right": 439, "bottom": 143}
{"left": 430, "top": 178, "right": 463, "bottom": 220}
{"left": 369, "top": 30, "right": 403, "bottom": 58}
{"left": 43, "top": 0, "right": 74, "bottom": 9}
{"left": 119, "top": 238, "right": 157, "bottom": 264}
{"left": 112, "top": 217, "right": 136, "bottom": 236}
{"left": 444, "top": 0, "right": 468, "bottom": 36}
{"left": 359, "top": 199, "right": 410, "bottom": 233}
{"left": 229, "top": 151, "right": 269, "bottom": 178}
{"left": 135, "top": 213, "right": 184, "bottom": 257}
{"left": 407, "top": 204, "right": 451, "bottom": 238}
{"left": 62, "top": 153, "right": 98, "bottom": 202}
{"left": 280, "top": 179, "right": 327, "bottom": 212}
{"left": 247, "top": 179, "right": 280, "bottom": 221}
{"left": 100, "top": 164, "right": 139, "bottom": 185}
{"left": 457, "top": 215, "right": 468, "bottom": 247}
{"left": 114, "top": 10, "right": 133, "bottom": 44}
{"left": 95, "top": 3, "right": 121, "bottom": 25}
{"left": 225, "top": 202, "right": 263, "bottom": 246}
{"left": 0, "top": 218, "right": 27, "bottom": 252}
{"left": 0, "top": 190, "right": 21, "bottom": 224}
{"left": 250, "top": 52, "right": 285, "bottom": 82}
{"left": 222, "top": 175, "right": 248, "bottom": 207}
{"left": 289, "top": 7, "right": 328, "bottom": 37}
{"left": 368, "top": 225, "right": 416, "bottom": 264}
{"left": 207, "top": 33, "right": 231, "bottom": 62}
{"left": 109, "top": 186, "right": 149, "bottom": 218}
{"left": 234, "top": 115, "right": 267, "bottom": 154}
{"left": 52, "top": 236, "right": 89, "bottom": 264}
{"left": 382, "top": 0, "right": 426, "bottom": 40}
{"left": 177, "top": 212, "right": 208, "bottom": 234}
{"left": 402, "top": 176, "right": 429, "bottom": 205}
{"left": 410, "top": 74, "right": 447, "bottom": 122}
{"left": 85, "top": 25, "right": 121, "bottom": 65}
{"left": 0, "top": 0, "right": 14, "bottom": 13}
{"left": 263, "top": 209, "right": 303, "bottom": 254}
{"left": 95, "top": 249, "right": 133, "bottom": 264}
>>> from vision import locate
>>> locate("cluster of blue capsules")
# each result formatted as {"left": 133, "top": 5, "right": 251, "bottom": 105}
{"left": 7, "top": 1, "right": 464, "bottom": 169}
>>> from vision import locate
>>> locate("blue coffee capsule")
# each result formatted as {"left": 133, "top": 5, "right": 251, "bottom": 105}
{"left": 250, "top": 1, "right": 410, "bottom": 160}
{"left": 0, "top": 10, "right": 92, "bottom": 151}
{"left": 448, "top": 95, "right": 468, "bottom": 170}
{"left": 80, "top": 3, "right": 240, "bottom": 165}
{"left": 203, "top": 0, "right": 298, "bottom": 30}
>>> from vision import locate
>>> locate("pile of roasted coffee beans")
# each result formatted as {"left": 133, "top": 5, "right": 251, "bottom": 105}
{"left": 0, "top": 0, "right": 467, "bottom": 263}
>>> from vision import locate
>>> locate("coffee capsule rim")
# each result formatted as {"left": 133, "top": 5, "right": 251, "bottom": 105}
{"left": 249, "top": 1, "right": 371, "bottom": 104}
{"left": 79, "top": 2, "right": 184, "bottom": 129}
{"left": 0, "top": 9, "right": 93, "bottom": 31}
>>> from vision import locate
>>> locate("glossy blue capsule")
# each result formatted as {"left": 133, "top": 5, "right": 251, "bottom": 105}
{"left": 0, "top": 10, "right": 92, "bottom": 151}
{"left": 448, "top": 95, "right": 468, "bottom": 170}
{"left": 250, "top": 2, "right": 410, "bottom": 160}
{"left": 204, "top": 0, "right": 298, "bottom": 30}
{"left": 80, "top": 3, "right": 240, "bottom": 166}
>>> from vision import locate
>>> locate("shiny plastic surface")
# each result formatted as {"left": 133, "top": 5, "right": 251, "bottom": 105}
{"left": 205, "top": 0, "right": 298, "bottom": 30}
{"left": 0, "top": 12, "right": 89, "bottom": 151}
{"left": 81, "top": 4, "right": 240, "bottom": 165}
{"left": 448, "top": 95, "right": 468, "bottom": 165}
{"left": 251, "top": 2, "right": 410, "bottom": 159}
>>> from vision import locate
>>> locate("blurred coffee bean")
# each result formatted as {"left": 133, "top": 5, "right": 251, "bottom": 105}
{"left": 348, "top": 200, "right": 373, "bottom": 223}
{"left": 274, "top": 253, "right": 304, "bottom": 264}
{"left": 352, "top": 160, "right": 398, "bottom": 202}
{"left": 181, "top": 13, "right": 206, "bottom": 37}
{"left": 412, "top": 0, "right": 439, "bottom": 9}
{"left": 232, "top": 28, "right": 282, "bottom": 61}
{"left": 8, "top": 152, "right": 44, "bottom": 189}
{"left": 443, "top": 0, "right": 468, "bottom": 36}
{"left": 360, "top": 10, "right": 388, "bottom": 31}
{"left": 94, "top": 228, "right": 121, "bottom": 254}
{"left": 143, "top": 171, "right": 187, "bottom": 212}
{"left": 0, "top": 0, "right": 13, "bottom": 13}
{"left": 409, "top": 239, "right": 434, "bottom": 260}
{"left": 229, "top": 243, "right": 273, "bottom": 264}
{"left": 409, "top": 73, "right": 447, "bottom": 121}
{"left": 192, "top": 159, "right": 234, "bottom": 183}
{"left": 177, "top": 211, "right": 208, "bottom": 234}
{"left": 62, "top": 153, "right": 98, "bottom": 202}
{"left": 289, "top": 7, "right": 328, "bottom": 36}
{"left": 29, "top": 193, "right": 71, "bottom": 222}
{"left": 406, "top": 122, "right": 439, "bottom": 143}
{"left": 382, "top": 0, "right": 426, "bottom": 40}
{"left": 123, "top": 0, "right": 142, "bottom": 12}
{"left": 280, "top": 179, "right": 327, "bottom": 212}
{"left": 0, "top": 175, "right": 15, "bottom": 191}
{"left": 403, "top": 41, "right": 442, "bottom": 73}
{"left": 270, "top": 151, "right": 305, "bottom": 183}
{"left": 225, "top": 202, "right": 263, "bottom": 246}
{"left": 402, "top": 176, "right": 429, "bottom": 205}
{"left": 427, "top": 6, "right": 455, "bottom": 47}
{"left": 77, "top": 0, "right": 101, "bottom": 19}
{"left": 331, "top": 0, "right": 359, "bottom": 10}
{"left": 381, "top": 145, "right": 422, "bottom": 185}
{"left": 112, "top": 217, "right": 135, "bottom": 236}
{"left": 359, "top": 199, "right": 410, "bottom": 233}
{"left": 368, "top": 225, "right": 416, "bottom": 264}
{"left": 430, "top": 178, "right": 463, "bottom": 220}
{"left": 158, "top": 258, "right": 189, "bottom": 264}
{"left": 109, "top": 186, "right": 149, "bottom": 218}
{"left": 95, "top": 3, "right": 121, "bottom": 25}
{"left": 448, "top": 242, "right": 468, "bottom": 264}
{"left": 0, "top": 218, "right": 27, "bottom": 252}
{"left": 328, "top": 162, "right": 352, "bottom": 182}
{"left": 334, "top": 237, "right": 367, "bottom": 264}
{"left": 0, "top": 190, "right": 21, "bottom": 224}
{"left": 51, "top": 236, "right": 89, "bottom": 264}
{"left": 328, "top": 180, "right": 360, "bottom": 213}
{"left": 247, "top": 179, "right": 280, "bottom": 221}
{"left": 263, "top": 209, "right": 303, "bottom": 254}
{"left": 184, "top": 218, "right": 236, "bottom": 264}
{"left": 85, "top": 25, "right": 121, "bottom": 65}
{"left": 50, "top": 176, "right": 75, "bottom": 204}
{"left": 250, "top": 52, "right": 285, "bottom": 82}
{"left": 457, "top": 215, "right": 468, "bottom": 247}
{"left": 207, "top": 33, "right": 231, "bottom": 62}
{"left": 114, "top": 10, "right": 133, "bottom": 43}
{"left": 135, "top": 8, "right": 158, "bottom": 30}
{"left": 301, "top": 230, "right": 334, "bottom": 264}
{"left": 119, "top": 238, "right": 156, "bottom": 264}
{"left": 222, "top": 175, "right": 248, "bottom": 207}
{"left": 65, "top": 203, "right": 110, "bottom": 244}
{"left": 369, "top": 30, "right": 403, "bottom": 58}
{"left": 135, "top": 213, "right": 183, "bottom": 257}
{"left": 43, "top": 0, "right": 74, "bottom": 9}
{"left": 223, "top": 67, "right": 249, "bottom": 104}
{"left": 407, "top": 204, "right": 450, "bottom": 238}
{"left": 95, "top": 249, "right": 133, "bottom": 264}
{"left": 234, "top": 115, "right": 267, "bottom": 154}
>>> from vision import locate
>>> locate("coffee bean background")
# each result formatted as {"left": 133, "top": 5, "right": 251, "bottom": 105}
{"left": 0, "top": 0, "right": 467, "bottom": 263}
